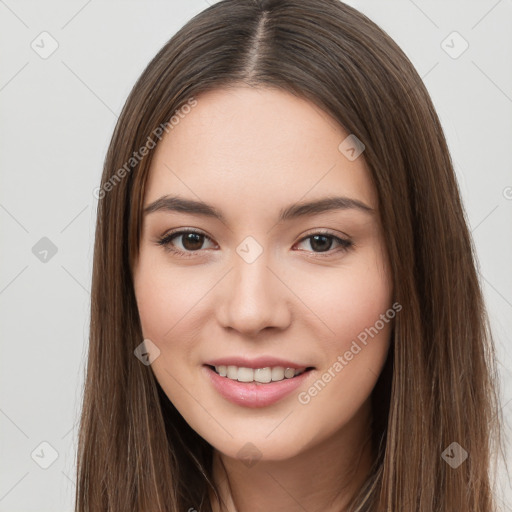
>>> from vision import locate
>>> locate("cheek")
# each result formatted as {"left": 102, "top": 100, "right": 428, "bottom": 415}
{"left": 133, "top": 254, "right": 212, "bottom": 341}
{"left": 297, "top": 247, "right": 392, "bottom": 350}
{"left": 134, "top": 269, "right": 175, "bottom": 342}
{"left": 327, "top": 270, "right": 392, "bottom": 346}
{"left": 294, "top": 251, "right": 393, "bottom": 433}
{"left": 133, "top": 256, "right": 210, "bottom": 409}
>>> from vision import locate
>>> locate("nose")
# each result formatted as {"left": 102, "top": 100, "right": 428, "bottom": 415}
{"left": 216, "top": 253, "right": 292, "bottom": 336}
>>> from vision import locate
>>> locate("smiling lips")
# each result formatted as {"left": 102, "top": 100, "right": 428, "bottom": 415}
{"left": 202, "top": 356, "right": 315, "bottom": 407}
{"left": 203, "top": 365, "right": 314, "bottom": 408}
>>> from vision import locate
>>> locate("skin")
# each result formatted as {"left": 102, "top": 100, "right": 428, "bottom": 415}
{"left": 133, "top": 86, "right": 394, "bottom": 512}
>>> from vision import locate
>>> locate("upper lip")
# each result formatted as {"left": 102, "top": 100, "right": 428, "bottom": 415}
{"left": 204, "top": 356, "right": 314, "bottom": 370}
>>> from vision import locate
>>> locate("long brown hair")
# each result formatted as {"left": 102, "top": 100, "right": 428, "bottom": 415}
{"left": 75, "top": 0, "right": 505, "bottom": 510}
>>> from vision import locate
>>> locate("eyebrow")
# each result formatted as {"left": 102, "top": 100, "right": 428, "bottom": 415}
{"left": 143, "top": 195, "right": 374, "bottom": 222}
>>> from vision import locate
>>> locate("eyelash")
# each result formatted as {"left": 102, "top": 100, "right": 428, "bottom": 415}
{"left": 156, "top": 228, "right": 354, "bottom": 259}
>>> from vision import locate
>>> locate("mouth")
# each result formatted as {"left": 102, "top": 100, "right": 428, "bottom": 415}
{"left": 202, "top": 364, "right": 316, "bottom": 408}
{"left": 204, "top": 364, "right": 315, "bottom": 385}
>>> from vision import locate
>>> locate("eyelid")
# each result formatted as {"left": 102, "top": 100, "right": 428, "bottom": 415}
{"left": 296, "top": 227, "right": 351, "bottom": 243}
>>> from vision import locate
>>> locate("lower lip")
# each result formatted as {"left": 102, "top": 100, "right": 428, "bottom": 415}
{"left": 202, "top": 365, "right": 314, "bottom": 408}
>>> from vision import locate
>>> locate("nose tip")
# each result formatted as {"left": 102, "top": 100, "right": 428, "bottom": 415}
{"left": 216, "top": 258, "right": 291, "bottom": 335}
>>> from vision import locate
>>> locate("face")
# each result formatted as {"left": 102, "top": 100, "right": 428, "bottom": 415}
{"left": 133, "top": 86, "right": 394, "bottom": 462}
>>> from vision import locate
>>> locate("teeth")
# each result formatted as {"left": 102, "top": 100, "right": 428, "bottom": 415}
{"left": 214, "top": 365, "right": 307, "bottom": 383}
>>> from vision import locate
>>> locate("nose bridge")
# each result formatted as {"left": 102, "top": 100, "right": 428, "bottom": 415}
{"left": 217, "top": 245, "right": 290, "bottom": 334}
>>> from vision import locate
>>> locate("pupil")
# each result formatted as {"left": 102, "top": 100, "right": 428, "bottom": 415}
{"left": 311, "top": 235, "right": 332, "bottom": 252}
{"left": 183, "top": 233, "right": 203, "bottom": 251}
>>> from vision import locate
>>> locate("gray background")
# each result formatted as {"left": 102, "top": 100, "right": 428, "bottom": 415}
{"left": 0, "top": 0, "right": 511, "bottom": 510}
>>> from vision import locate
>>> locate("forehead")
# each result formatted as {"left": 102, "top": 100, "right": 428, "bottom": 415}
{"left": 144, "top": 86, "right": 377, "bottom": 215}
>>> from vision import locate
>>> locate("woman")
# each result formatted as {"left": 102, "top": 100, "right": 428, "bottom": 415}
{"left": 76, "top": 1, "right": 504, "bottom": 510}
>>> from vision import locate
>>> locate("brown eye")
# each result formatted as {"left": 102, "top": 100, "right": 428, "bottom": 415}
{"left": 309, "top": 235, "right": 333, "bottom": 252}
{"left": 180, "top": 232, "right": 204, "bottom": 251}
{"left": 157, "top": 229, "right": 216, "bottom": 255}
{"left": 295, "top": 232, "right": 353, "bottom": 255}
